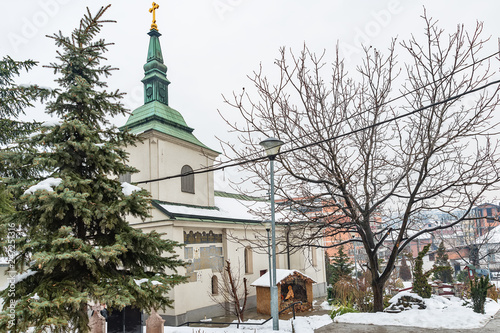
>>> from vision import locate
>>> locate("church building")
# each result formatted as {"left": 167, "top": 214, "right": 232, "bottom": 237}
{"left": 120, "top": 9, "right": 326, "bottom": 326}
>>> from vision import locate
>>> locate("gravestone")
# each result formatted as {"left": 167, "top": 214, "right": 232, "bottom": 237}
{"left": 89, "top": 308, "right": 106, "bottom": 333}
{"left": 146, "top": 309, "right": 164, "bottom": 333}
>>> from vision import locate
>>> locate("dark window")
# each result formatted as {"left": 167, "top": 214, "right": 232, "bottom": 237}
{"left": 181, "top": 165, "right": 195, "bottom": 193}
{"left": 211, "top": 275, "right": 218, "bottom": 295}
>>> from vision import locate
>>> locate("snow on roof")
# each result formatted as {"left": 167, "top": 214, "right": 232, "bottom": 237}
{"left": 251, "top": 269, "right": 316, "bottom": 287}
{"left": 24, "top": 177, "right": 62, "bottom": 195}
{"left": 154, "top": 193, "right": 269, "bottom": 222}
{"left": 477, "top": 224, "right": 500, "bottom": 244}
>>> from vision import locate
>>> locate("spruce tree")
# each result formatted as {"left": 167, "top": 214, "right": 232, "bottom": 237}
{"left": 0, "top": 6, "right": 185, "bottom": 332}
{"left": 0, "top": 56, "right": 52, "bottom": 247}
{"left": 432, "top": 241, "right": 454, "bottom": 283}
{"left": 0, "top": 56, "right": 51, "bottom": 149}
{"left": 329, "top": 245, "right": 353, "bottom": 285}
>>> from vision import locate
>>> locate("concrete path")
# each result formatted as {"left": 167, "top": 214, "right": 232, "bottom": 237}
{"left": 314, "top": 309, "right": 500, "bottom": 333}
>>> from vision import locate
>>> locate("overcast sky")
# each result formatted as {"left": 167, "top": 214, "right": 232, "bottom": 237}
{"left": 2, "top": 0, "right": 500, "bottom": 190}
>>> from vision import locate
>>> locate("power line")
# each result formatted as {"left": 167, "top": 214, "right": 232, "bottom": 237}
{"left": 135, "top": 78, "right": 500, "bottom": 184}
{"left": 177, "top": 50, "right": 500, "bottom": 178}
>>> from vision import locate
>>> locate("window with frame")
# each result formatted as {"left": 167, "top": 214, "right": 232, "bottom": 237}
{"left": 181, "top": 165, "right": 195, "bottom": 193}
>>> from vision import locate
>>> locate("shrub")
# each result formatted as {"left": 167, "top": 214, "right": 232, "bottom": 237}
{"left": 470, "top": 276, "right": 493, "bottom": 314}
{"left": 330, "top": 304, "right": 359, "bottom": 319}
{"left": 487, "top": 284, "right": 499, "bottom": 302}
{"left": 330, "top": 274, "right": 375, "bottom": 312}
{"left": 412, "top": 244, "right": 432, "bottom": 298}
{"left": 331, "top": 276, "right": 358, "bottom": 305}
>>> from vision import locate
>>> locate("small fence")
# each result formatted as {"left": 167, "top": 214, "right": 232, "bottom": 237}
{"left": 178, "top": 301, "right": 303, "bottom": 329}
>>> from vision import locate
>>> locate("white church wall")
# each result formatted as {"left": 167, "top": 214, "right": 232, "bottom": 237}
{"left": 127, "top": 131, "right": 217, "bottom": 208}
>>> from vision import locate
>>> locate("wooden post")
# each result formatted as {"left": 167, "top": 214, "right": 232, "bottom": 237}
{"left": 146, "top": 309, "right": 165, "bottom": 333}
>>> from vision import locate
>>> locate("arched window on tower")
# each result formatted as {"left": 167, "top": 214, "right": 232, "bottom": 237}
{"left": 181, "top": 165, "right": 195, "bottom": 193}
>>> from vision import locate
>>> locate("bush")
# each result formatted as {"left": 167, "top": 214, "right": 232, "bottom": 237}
{"left": 330, "top": 304, "right": 359, "bottom": 319}
{"left": 331, "top": 276, "right": 358, "bottom": 305}
{"left": 470, "top": 276, "right": 493, "bottom": 314}
{"left": 487, "top": 284, "right": 499, "bottom": 302}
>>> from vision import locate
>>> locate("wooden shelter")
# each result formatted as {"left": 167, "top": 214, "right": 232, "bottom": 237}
{"left": 251, "top": 269, "right": 316, "bottom": 315}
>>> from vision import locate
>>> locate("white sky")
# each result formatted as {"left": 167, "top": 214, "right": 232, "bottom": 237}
{"left": 2, "top": 0, "right": 500, "bottom": 191}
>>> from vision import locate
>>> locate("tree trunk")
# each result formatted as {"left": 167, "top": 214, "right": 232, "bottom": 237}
{"left": 371, "top": 279, "right": 385, "bottom": 312}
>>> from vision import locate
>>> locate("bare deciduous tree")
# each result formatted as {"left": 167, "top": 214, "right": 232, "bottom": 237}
{"left": 219, "top": 12, "right": 500, "bottom": 311}
{"left": 209, "top": 260, "right": 249, "bottom": 323}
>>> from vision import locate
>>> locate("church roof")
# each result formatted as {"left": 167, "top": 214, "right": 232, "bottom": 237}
{"left": 122, "top": 101, "right": 215, "bottom": 151}
{"left": 121, "top": 25, "right": 218, "bottom": 153}
{"left": 152, "top": 191, "right": 269, "bottom": 224}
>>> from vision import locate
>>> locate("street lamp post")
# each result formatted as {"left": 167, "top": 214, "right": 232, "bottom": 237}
{"left": 260, "top": 137, "right": 284, "bottom": 331}
{"left": 264, "top": 221, "right": 272, "bottom": 295}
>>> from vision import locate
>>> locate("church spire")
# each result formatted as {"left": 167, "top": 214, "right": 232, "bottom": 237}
{"left": 121, "top": 3, "right": 219, "bottom": 155}
{"left": 142, "top": 3, "right": 170, "bottom": 105}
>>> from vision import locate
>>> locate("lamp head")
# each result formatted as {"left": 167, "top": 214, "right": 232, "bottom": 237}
{"left": 259, "top": 137, "right": 284, "bottom": 159}
{"left": 262, "top": 220, "right": 272, "bottom": 231}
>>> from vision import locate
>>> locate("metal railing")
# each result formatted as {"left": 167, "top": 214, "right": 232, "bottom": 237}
{"left": 178, "top": 301, "right": 303, "bottom": 329}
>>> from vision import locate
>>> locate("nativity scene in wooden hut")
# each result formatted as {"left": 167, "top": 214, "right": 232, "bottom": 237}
{"left": 251, "top": 269, "right": 316, "bottom": 315}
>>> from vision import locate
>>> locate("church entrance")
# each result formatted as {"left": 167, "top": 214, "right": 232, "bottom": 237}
{"left": 107, "top": 306, "right": 143, "bottom": 333}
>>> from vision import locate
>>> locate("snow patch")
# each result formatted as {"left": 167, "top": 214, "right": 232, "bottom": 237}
{"left": 134, "top": 278, "right": 163, "bottom": 286}
{"left": 41, "top": 119, "right": 62, "bottom": 127}
{"left": 15, "top": 270, "right": 38, "bottom": 283}
{"left": 389, "top": 291, "right": 423, "bottom": 303}
{"left": 320, "top": 301, "right": 333, "bottom": 310}
{"left": 121, "top": 182, "right": 142, "bottom": 196}
{"left": 24, "top": 177, "right": 62, "bottom": 195}
{"left": 134, "top": 278, "right": 148, "bottom": 286}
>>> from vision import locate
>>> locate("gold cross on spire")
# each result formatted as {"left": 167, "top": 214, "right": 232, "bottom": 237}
{"left": 149, "top": 2, "right": 160, "bottom": 31}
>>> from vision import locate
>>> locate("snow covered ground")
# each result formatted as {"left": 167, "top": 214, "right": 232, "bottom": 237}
{"left": 160, "top": 295, "right": 499, "bottom": 332}
{"left": 335, "top": 293, "right": 500, "bottom": 330}
{"left": 145, "top": 315, "right": 332, "bottom": 333}
{"left": 13, "top": 295, "right": 500, "bottom": 332}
